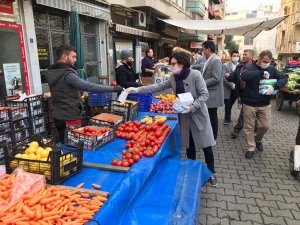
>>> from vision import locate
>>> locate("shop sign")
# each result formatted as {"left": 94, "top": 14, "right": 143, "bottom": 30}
{"left": 38, "top": 47, "right": 49, "bottom": 61}
{"left": 190, "top": 42, "right": 203, "bottom": 49}
{"left": 0, "top": 0, "right": 13, "bottom": 15}
{"left": 3, "top": 63, "right": 22, "bottom": 95}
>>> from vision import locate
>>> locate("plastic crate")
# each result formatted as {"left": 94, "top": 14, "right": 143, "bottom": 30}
{"left": 4, "top": 95, "right": 44, "bottom": 117}
{"left": 4, "top": 138, "right": 83, "bottom": 184}
{"left": 0, "top": 121, "right": 11, "bottom": 133}
{"left": 108, "top": 98, "right": 139, "bottom": 121}
{"left": 88, "top": 92, "right": 112, "bottom": 107}
{"left": 0, "top": 106, "right": 29, "bottom": 123}
{"left": 0, "top": 132, "right": 12, "bottom": 144}
{"left": 0, "top": 145, "right": 4, "bottom": 161}
{"left": 128, "top": 93, "right": 153, "bottom": 112}
{"left": 32, "top": 114, "right": 47, "bottom": 135}
{"left": 14, "top": 127, "right": 31, "bottom": 143}
{"left": 65, "top": 126, "right": 114, "bottom": 150}
{"left": 88, "top": 111, "right": 125, "bottom": 134}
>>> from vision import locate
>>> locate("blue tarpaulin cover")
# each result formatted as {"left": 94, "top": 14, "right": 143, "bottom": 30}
{"left": 62, "top": 111, "right": 211, "bottom": 225}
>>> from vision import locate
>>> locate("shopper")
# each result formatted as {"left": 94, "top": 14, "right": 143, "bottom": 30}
{"left": 202, "top": 40, "right": 224, "bottom": 140}
{"left": 241, "top": 50, "right": 288, "bottom": 158}
{"left": 127, "top": 47, "right": 217, "bottom": 186}
{"left": 116, "top": 50, "right": 142, "bottom": 88}
{"left": 297, "top": 100, "right": 300, "bottom": 145}
{"left": 44, "top": 44, "right": 122, "bottom": 143}
{"left": 223, "top": 50, "right": 239, "bottom": 125}
{"left": 285, "top": 56, "right": 300, "bottom": 69}
{"left": 226, "top": 49, "right": 254, "bottom": 139}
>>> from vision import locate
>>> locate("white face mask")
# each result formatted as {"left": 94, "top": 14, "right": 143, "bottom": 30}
{"left": 260, "top": 62, "right": 270, "bottom": 69}
{"left": 232, "top": 57, "right": 239, "bottom": 63}
{"left": 171, "top": 67, "right": 182, "bottom": 75}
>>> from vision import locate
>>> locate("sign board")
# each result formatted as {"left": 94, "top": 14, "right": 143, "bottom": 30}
{"left": 190, "top": 41, "right": 203, "bottom": 49}
{"left": 3, "top": 63, "right": 22, "bottom": 95}
{"left": 0, "top": 0, "right": 13, "bottom": 15}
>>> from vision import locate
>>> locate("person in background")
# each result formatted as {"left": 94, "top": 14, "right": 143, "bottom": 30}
{"left": 127, "top": 47, "right": 217, "bottom": 187}
{"left": 226, "top": 49, "right": 254, "bottom": 139}
{"left": 285, "top": 56, "right": 300, "bottom": 69}
{"left": 44, "top": 44, "right": 122, "bottom": 143}
{"left": 241, "top": 50, "right": 288, "bottom": 158}
{"left": 223, "top": 50, "right": 239, "bottom": 125}
{"left": 201, "top": 40, "right": 224, "bottom": 140}
{"left": 297, "top": 100, "right": 300, "bottom": 145}
{"left": 116, "top": 50, "right": 142, "bottom": 89}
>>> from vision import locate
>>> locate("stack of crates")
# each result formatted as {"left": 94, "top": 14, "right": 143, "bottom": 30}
{"left": 4, "top": 95, "right": 47, "bottom": 136}
{"left": 0, "top": 106, "right": 31, "bottom": 162}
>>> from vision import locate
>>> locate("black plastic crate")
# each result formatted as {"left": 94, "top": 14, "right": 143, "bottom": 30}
{"left": 4, "top": 95, "right": 44, "bottom": 117}
{"left": 108, "top": 98, "right": 139, "bottom": 121}
{"left": 0, "top": 121, "right": 11, "bottom": 133}
{"left": 65, "top": 126, "right": 114, "bottom": 150}
{"left": 13, "top": 127, "right": 31, "bottom": 143}
{"left": 0, "top": 107, "right": 10, "bottom": 123}
{"left": 4, "top": 137, "right": 83, "bottom": 184}
{"left": 0, "top": 106, "right": 29, "bottom": 123}
{"left": 0, "top": 131, "right": 12, "bottom": 144}
{"left": 32, "top": 114, "right": 47, "bottom": 135}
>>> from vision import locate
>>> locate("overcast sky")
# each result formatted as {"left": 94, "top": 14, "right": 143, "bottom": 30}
{"left": 226, "top": 0, "right": 281, "bottom": 12}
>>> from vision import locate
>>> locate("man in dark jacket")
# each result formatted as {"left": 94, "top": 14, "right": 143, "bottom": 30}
{"left": 44, "top": 44, "right": 122, "bottom": 143}
{"left": 241, "top": 50, "right": 288, "bottom": 158}
{"left": 116, "top": 50, "right": 142, "bottom": 88}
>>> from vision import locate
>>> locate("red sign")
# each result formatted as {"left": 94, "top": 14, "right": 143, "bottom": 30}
{"left": 0, "top": 0, "right": 13, "bottom": 15}
{"left": 190, "top": 42, "right": 203, "bottom": 49}
{"left": 0, "top": 22, "right": 30, "bottom": 95}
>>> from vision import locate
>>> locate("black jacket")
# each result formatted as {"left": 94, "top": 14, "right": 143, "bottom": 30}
{"left": 115, "top": 62, "right": 142, "bottom": 88}
{"left": 241, "top": 62, "right": 288, "bottom": 107}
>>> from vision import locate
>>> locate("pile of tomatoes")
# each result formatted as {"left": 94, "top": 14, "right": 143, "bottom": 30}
{"left": 81, "top": 126, "right": 111, "bottom": 137}
{"left": 111, "top": 121, "right": 171, "bottom": 167}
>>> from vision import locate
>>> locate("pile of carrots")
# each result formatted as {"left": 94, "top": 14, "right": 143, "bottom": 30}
{"left": 0, "top": 174, "right": 14, "bottom": 209}
{"left": 0, "top": 182, "right": 107, "bottom": 225}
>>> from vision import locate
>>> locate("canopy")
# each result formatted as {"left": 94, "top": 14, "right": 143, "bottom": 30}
{"left": 70, "top": 6, "right": 87, "bottom": 80}
{"left": 161, "top": 16, "right": 287, "bottom": 38}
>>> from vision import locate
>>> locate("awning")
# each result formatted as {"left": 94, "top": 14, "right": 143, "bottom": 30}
{"left": 115, "top": 24, "right": 143, "bottom": 36}
{"left": 36, "top": 0, "right": 110, "bottom": 21}
{"left": 143, "top": 31, "right": 160, "bottom": 39}
{"left": 160, "top": 16, "right": 287, "bottom": 38}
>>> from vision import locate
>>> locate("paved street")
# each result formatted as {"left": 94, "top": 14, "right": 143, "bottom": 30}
{"left": 195, "top": 100, "right": 300, "bottom": 225}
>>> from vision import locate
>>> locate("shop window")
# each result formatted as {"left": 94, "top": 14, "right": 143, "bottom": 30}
{"left": 34, "top": 9, "right": 100, "bottom": 79}
{"left": 244, "top": 37, "right": 253, "bottom": 45}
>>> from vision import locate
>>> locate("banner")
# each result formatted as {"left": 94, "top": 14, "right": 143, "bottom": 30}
{"left": 3, "top": 63, "right": 22, "bottom": 95}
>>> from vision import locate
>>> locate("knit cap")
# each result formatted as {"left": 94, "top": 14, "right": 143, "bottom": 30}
{"left": 120, "top": 50, "right": 133, "bottom": 60}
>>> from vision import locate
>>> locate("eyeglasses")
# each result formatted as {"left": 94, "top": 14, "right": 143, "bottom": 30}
{"left": 171, "top": 62, "right": 178, "bottom": 66}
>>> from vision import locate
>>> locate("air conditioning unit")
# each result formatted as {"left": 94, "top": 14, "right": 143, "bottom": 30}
{"left": 295, "top": 42, "right": 300, "bottom": 53}
{"left": 133, "top": 11, "right": 146, "bottom": 28}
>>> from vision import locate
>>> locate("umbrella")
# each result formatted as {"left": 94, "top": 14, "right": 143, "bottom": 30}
{"left": 70, "top": 6, "right": 87, "bottom": 80}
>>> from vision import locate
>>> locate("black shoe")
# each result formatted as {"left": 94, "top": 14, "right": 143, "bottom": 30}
{"left": 245, "top": 151, "right": 254, "bottom": 159}
{"left": 223, "top": 120, "right": 230, "bottom": 125}
{"left": 256, "top": 142, "right": 264, "bottom": 152}
{"left": 231, "top": 131, "right": 238, "bottom": 139}
{"left": 209, "top": 174, "right": 217, "bottom": 187}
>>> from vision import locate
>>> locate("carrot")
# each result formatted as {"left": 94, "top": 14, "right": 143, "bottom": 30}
{"left": 37, "top": 221, "right": 48, "bottom": 225}
{"left": 42, "top": 210, "right": 62, "bottom": 218}
{"left": 35, "top": 204, "right": 42, "bottom": 220}
{"left": 22, "top": 205, "right": 35, "bottom": 219}
{"left": 77, "top": 208, "right": 92, "bottom": 214}
{"left": 81, "top": 193, "right": 90, "bottom": 198}
{"left": 95, "top": 196, "right": 107, "bottom": 202}
{"left": 42, "top": 215, "right": 61, "bottom": 221}
{"left": 63, "top": 211, "right": 74, "bottom": 217}
{"left": 28, "top": 195, "right": 44, "bottom": 207}
{"left": 92, "top": 183, "right": 101, "bottom": 189}
{"left": 16, "top": 222, "right": 30, "bottom": 225}
{"left": 76, "top": 182, "right": 85, "bottom": 188}
{"left": 1, "top": 213, "right": 22, "bottom": 223}
{"left": 40, "top": 196, "right": 58, "bottom": 205}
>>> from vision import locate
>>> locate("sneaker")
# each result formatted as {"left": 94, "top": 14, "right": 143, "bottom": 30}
{"left": 231, "top": 131, "right": 238, "bottom": 139}
{"left": 256, "top": 142, "right": 264, "bottom": 152}
{"left": 209, "top": 174, "right": 217, "bottom": 187}
{"left": 245, "top": 151, "right": 254, "bottom": 159}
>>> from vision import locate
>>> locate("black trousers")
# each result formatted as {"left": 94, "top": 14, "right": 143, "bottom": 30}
{"left": 233, "top": 107, "right": 244, "bottom": 134}
{"left": 224, "top": 91, "right": 238, "bottom": 122}
{"left": 187, "top": 131, "right": 215, "bottom": 174}
{"left": 54, "top": 119, "right": 66, "bottom": 143}
{"left": 296, "top": 117, "right": 300, "bottom": 145}
{"left": 208, "top": 107, "right": 218, "bottom": 140}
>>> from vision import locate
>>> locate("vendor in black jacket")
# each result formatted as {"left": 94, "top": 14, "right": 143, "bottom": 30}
{"left": 241, "top": 50, "right": 288, "bottom": 159}
{"left": 116, "top": 50, "right": 142, "bottom": 88}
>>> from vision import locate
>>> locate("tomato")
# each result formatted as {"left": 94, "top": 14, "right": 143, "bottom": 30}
{"left": 149, "top": 136, "right": 155, "bottom": 142}
{"left": 111, "top": 159, "right": 117, "bottom": 165}
{"left": 133, "top": 154, "right": 140, "bottom": 162}
{"left": 116, "top": 160, "right": 122, "bottom": 166}
{"left": 108, "top": 119, "right": 113, "bottom": 123}
{"left": 157, "top": 121, "right": 164, "bottom": 126}
{"left": 143, "top": 151, "right": 150, "bottom": 157}
{"left": 126, "top": 153, "right": 133, "bottom": 159}
{"left": 122, "top": 150, "right": 127, "bottom": 155}
{"left": 121, "top": 134, "right": 126, "bottom": 139}
{"left": 145, "top": 140, "right": 150, "bottom": 146}
{"left": 128, "top": 158, "right": 134, "bottom": 166}
{"left": 121, "top": 160, "right": 129, "bottom": 167}
{"left": 126, "top": 143, "right": 131, "bottom": 148}
{"left": 150, "top": 142, "right": 155, "bottom": 147}
{"left": 154, "top": 131, "right": 162, "bottom": 138}
{"left": 138, "top": 151, "right": 143, "bottom": 157}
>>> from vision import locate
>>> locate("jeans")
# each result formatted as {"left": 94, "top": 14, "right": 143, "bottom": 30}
{"left": 224, "top": 91, "right": 238, "bottom": 122}
{"left": 187, "top": 130, "right": 215, "bottom": 173}
{"left": 208, "top": 107, "right": 218, "bottom": 140}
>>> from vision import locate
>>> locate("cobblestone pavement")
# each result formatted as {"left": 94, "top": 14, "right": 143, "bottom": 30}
{"left": 195, "top": 100, "right": 300, "bottom": 225}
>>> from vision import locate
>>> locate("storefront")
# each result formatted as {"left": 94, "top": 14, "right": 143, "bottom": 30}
{"left": 33, "top": 0, "right": 110, "bottom": 85}
{"left": 0, "top": 0, "right": 29, "bottom": 97}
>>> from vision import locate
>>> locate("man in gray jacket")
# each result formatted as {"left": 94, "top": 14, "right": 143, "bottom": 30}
{"left": 223, "top": 50, "right": 239, "bottom": 125}
{"left": 202, "top": 41, "right": 224, "bottom": 139}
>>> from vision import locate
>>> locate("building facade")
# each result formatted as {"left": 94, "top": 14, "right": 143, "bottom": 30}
{"left": 276, "top": 0, "right": 300, "bottom": 67}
